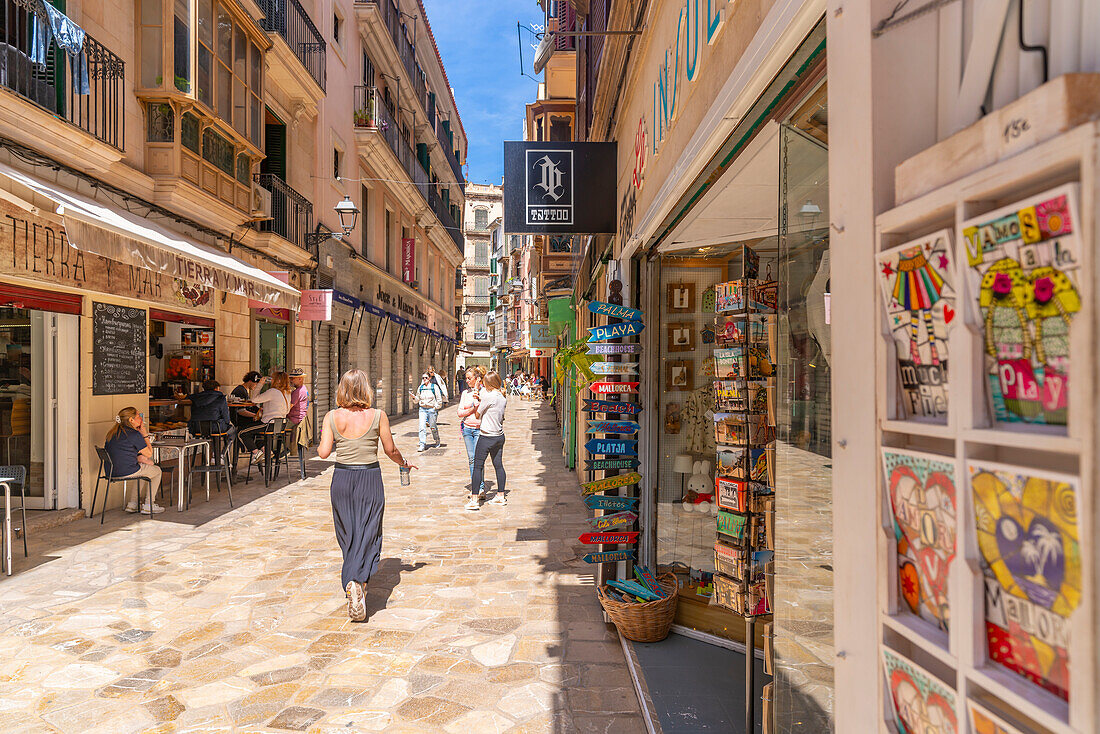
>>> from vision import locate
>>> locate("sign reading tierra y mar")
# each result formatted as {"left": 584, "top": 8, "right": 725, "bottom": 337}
{"left": 580, "top": 472, "right": 642, "bottom": 495}
{"left": 590, "top": 381, "right": 639, "bottom": 394}
{"left": 587, "top": 321, "right": 645, "bottom": 342}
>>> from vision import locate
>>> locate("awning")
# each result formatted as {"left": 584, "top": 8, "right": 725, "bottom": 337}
{"left": 0, "top": 162, "right": 299, "bottom": 310}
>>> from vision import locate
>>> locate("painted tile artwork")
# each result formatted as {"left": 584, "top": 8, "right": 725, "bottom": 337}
{"left": 881, "top": 449, "right": 957, "bottom": 632}
{"left": 967, "top": 701, "right": 1026, "bottom": 734}
{"left": 882, "top": 648, "right": 957, "bottom": 734}
{"left": 962, "top": 186, "right": 1081, "bottom": 426}
{"left": 969, "top": 462, "right": 1080, "bottom": 701}
{"left": 877, "top": 230, "right": 954, "bottom": 421}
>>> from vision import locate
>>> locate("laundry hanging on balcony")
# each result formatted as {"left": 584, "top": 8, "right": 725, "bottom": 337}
{"left": 29, "top": 1, "right": 90, "bottom": 95}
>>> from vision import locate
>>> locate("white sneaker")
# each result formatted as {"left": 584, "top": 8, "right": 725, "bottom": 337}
{"left": 464, "top": 496, "right": 481, "bottom": 511}
{"left": 417, "top": 445, "right": 426, "bottom": 453}
{"left": 345, "top": 581, "right": 366, "bottom": 622}
{"left": 489, "top": 493, "right": 507, "bottom": 505}
{"left": 140, "top": 503, "right": 166, "bottom": 514}
{"left": 124, "top": 502, "right": 139, "bottom": 513}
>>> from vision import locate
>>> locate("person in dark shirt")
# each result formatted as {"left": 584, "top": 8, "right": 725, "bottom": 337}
{"left": 187, "top": 379, "right": 233, "bottom": 437}
{"left": 104, "top": 407, "right": 164, "bottom": 514}
{"left": 231, "top": 371, "right": 263, "bottom": 429}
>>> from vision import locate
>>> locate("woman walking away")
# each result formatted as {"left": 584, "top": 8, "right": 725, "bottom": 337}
{"left": 466, "top": 371, "right": 507, "bottom": 511}
{"left": 104, "top": 407, "right": 165, "bottom": 514}
{"left": 317, "top": 369, "right": 415, "bottom": 622}
{"left": 457, "top": 368, "right": 484, "bottom": 496}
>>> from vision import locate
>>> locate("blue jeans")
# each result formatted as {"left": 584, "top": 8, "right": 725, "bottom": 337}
{"left": 462, "top": 425, "right": 485, "bottom": 494}
{"left": 418, "top": 407, "right": 439, "bottom": 448}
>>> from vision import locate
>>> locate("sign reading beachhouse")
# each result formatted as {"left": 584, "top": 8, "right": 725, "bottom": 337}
{"left": 503, "top": 142, "right": 617, "bottom": 234}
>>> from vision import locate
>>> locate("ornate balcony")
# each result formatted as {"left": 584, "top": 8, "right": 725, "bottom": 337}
{"left": 253, "top": 173, "right": 313, "bottom": 253}
{"left": 259, "top": 0, "right": 326, "bottom": 92}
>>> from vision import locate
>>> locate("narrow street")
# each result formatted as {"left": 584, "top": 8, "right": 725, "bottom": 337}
{"left": 0, "top": 402, "right": 644, "bottom": 733}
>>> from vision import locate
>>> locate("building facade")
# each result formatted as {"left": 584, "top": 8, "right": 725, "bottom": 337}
{"left": 459, "top": 182, "right": 500, "bottom": 371}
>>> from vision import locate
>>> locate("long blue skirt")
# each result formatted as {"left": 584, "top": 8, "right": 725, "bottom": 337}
{"left": 330, "top": 464, "right": 385, "bottom": 589}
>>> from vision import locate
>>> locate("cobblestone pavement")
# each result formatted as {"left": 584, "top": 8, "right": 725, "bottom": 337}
{"left": 0, "top": 401, "right": 644, "bottom": 733}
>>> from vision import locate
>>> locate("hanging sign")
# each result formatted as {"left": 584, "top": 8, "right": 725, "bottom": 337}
{"left": 583, "top": 398, "right": 642, "bottom": 414}
{"left": 587, "top": 343, "right": 642, "bottom": 355}
{"left": 580, "top": 472, "right": 642, "bottom": 495}
{"left": 401, "top": 238, "right": 416, "bottom": 283}
{"left": 586, "top": 457, "right": 641, "bottom": 471}
{"left": 586, "top": 420, "right": 640, "bottom": 434}
{"left": 590, "top": 381, "right": 639, "bottom": 394}
{"left": 588, "top": 321, "right": 645, "bottom": 342}
{"left": 587, "top": 511, "right": 638, "bottom": 530}
{"left": 583, "top": 549, "right": 637, "bottom": 564}
{"left": 585, "top": 495, "right": 640, "bottom": 511}
{"left": 298, "top": 289, "right": 333, "bottom": 321}
{"left": 590, "top": 362, "right": 639, "bottom": 375}
{"left": 503, "top": 141, "right": 617, "bottom": 234}
{"left": 585, "top": 438, "right": 638, "bottom": 456}
{"left": 579, "top": 531, "right": 639, "bottom": 544}
{"left": 588, "top": 301, "right": 644, "bottom": 321}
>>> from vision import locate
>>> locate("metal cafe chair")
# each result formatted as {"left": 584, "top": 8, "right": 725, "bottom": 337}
{"left": 279, "top": 422, "right": 307, "bottom": 482}
{"left": 91, "top": 447, "right": 156, "bottom": 523}
{"left": 185, "top": 421, "right": 234, "bottom": 509}
{"left": 244, "top": 418, "right": 287, "bottom": 488}
{"left": 0, "top": 465, "right": 28, "bottom": 557}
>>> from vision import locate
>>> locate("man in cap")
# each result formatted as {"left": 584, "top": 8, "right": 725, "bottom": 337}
{"left": 411, "top": 372, "right": 443, "bottom": 451}
{"left": 287, "top": 368, "right": 310, "bottom": 478}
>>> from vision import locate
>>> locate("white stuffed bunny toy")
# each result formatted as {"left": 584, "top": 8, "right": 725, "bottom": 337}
{"left": 682, "top": 460, "right": 713, "bottom": 513}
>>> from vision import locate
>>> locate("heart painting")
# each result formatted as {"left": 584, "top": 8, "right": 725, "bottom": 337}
{"left": 882, "top": 648, "right": 957, "bottom": 734}
{"left": 882, "top": 449, "right": 957, "bottom": 632}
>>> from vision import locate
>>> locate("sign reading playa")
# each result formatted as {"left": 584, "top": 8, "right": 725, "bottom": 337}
{"left": 588, "top": 321, "right": 644, "bottom": 342}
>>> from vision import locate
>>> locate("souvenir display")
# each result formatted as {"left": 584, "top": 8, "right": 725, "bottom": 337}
{"left": 881, "top": 448, "right": 957, "bottom": 632}
{"left": 962, "top": 186, "right": 1081, "bottom": 426}
{"left": 969, "top": 461, "right": 1079, "bottom": 701}
{"left": 665, "top": 360, "right": 693, "bottom": 391}
{"left": 877, "top": 230, "right": 955, "bottom": 421}
{"left": 664, "top": 402, "right": 682, "bottom": 433}
{"left": 667, "top": 282, "right": 695, "bottom": 313}
{"left": 882, "top": 647, "right": 957, "bottom": 734}
{"left": 666, "top": 322, "right": 697, "bottom": 352}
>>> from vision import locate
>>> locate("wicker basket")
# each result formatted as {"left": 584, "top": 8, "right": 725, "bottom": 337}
{"left": 597, "top": 572, "right": 679, "bottom": 643}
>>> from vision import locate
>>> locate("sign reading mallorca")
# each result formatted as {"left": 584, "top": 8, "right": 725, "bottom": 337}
{"left": 584, "top": 549, "right": 636, "bottom": 564}
{"left": 587, "top": 457, "right": 641, "bottom": 471}
{"left": 503, "top": 141, "right": 616, "bottom": 234}
{"left": 588, "top": 301, "right": 644, "bottom": 321}
{"left": 590, "top": 381, "right": 639, "bottom": 394}
{"left": 587, "top": 343, "right": 642, "bottom": 356}
{"left": 583, "top": 399, "right": 642, "bottom": 415}
{"left": 580, "top": 472, "right": 642, "bottom": 495}
{"left": 585, "top": 438, "right": 638, "bottom": 456}
{"left": 587, "top": 420, "right": 641, "bottom": 434}
{"left": 588, "top": 511, "right": 638, "bottom": 531}
{"left": 585, "top": 495, "right": 640, "bottom": 512}
{"left": 590, "top": 362, "right": 639, "bottom": 375}
{"left": 579, "top": 531, "right": 639, "bottom": 544}
{"left": 588, "top": 321, "right": 644, "bottom": 342}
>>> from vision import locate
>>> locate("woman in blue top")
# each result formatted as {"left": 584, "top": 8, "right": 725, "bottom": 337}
{"left": 104, "top": 407, "right": 165, "bottom": 514}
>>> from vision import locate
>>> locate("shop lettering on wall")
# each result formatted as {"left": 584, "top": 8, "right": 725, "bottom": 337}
{"left": 375, "top": 285, "right": 428, "bottom": 323}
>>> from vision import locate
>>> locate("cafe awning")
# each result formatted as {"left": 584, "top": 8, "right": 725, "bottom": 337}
{"left": 0, "top": 162, "right": 299, "bottom": 310}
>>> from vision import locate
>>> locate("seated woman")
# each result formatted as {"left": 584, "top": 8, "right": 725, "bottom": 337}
{"left": 230, "top": 371, "right": 263, "bottom": 431}
{"left": 243, "top": 371, "right": 292, "bottom": 461}
{"left": 187, "top": 379, "right": 234, "bottom": 441}
{"left": 104, "top": 407, "right": 165, "bottom": 514}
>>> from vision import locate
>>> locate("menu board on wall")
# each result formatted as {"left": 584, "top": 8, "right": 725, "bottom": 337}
{"left": 92, "top": 302, "right": 147, "bottom": 395}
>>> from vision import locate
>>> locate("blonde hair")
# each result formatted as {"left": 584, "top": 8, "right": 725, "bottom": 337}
{"left": 483, "top": 371, "right": 503, "bottom": 391}
{"left": 270, "top": 372, "right": 291, "bottom": 394}
{"left": 336, "top": 369, "right": 374, "bottom": 408}
{"left": 465, "top": 367, "right": 479, "bottom": 382}
{"left": 106, "top": 407, "right": 139, "bottom": 443}
{"left": 475, "top": 365, "right": 488, "bottom": 379}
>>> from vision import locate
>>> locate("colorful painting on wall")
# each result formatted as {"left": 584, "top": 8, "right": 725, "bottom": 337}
{"left": 882, "top": 648, "right": 957, "bottom": 734}
{"left": 877, "top": 230, "right": 955, "bottom": 421}
{"left": 962, "top": 186, "right": 1081, "bottom": 426}
{"left": 969, "top": 461, "right": 1080, "bottom": 701}
{"left": 966, "top": 701, "right": 1027, "bottom": 734}
{"left": 881, "top": 449, "right": 957, "bottom": 632}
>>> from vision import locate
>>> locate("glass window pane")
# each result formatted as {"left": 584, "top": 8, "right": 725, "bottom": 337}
{"left": 218, "top": 62, "right": 231, "bottom": 118}
{"left": 197, "top": 0, "right": 212, "bottom": 48}
{"left": 141, "top": 26, "right": 163, "bottom": 88}
{"left": 217, "top": 5, "right": 232, "bottom": 62}
{"left": 181, "top": 111, "right": 199, "bottom": 153}
{"left": 250, "top": 94, "right": 261, "bottom": 146}
{"left": 233, "top": 78, "right": 246, "bottom": 135}
{"left": 197, "top": 46, "right": 211, "bottom": 107}
{"left": 173, "top": 0, "right": 191, "bottom": 92}
{"left": 236, "top": 153, "right": 250, "bottom": 185}
{"left": 233, "top": 26, "right": 246, "bottom": 79}
{"left": 250, "top": 43, "right": 260, "bottom": 94}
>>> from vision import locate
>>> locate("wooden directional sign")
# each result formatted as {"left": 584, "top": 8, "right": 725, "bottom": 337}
{"left": 585, "top": 494, "right": 640, "bottom": 511}
{"left": 580, "top": 472, "right": 642, "bottom": 495}
{"left": 590, "top": 362, "right": 639, "bottom": 375}
{"left": 587, "top": 511, "right": 638, "bottom": 530}
{"left": 588, "top": 301, "right": 645, "bottom": 321}
{"left": 586, "top": 457, "right": 641, "bottom": 471}
{"left": 587, "top": 343, "right": 642, "bottom": 355}
{"left": 583, "top": 398, "right": 642, "bottom": 415}
{"left": 583, "top": 549, "right": 636, "bottom": 564}
{"left": 586, "top": 420, "right": 640, "bottom": 434}
{"left": 579, "top": 531, "right": 639, "bottom": 544}
{"left": 589, "top": 381, "right": 639, "bottom": 394}
{"left": 585, "top": 438, "right": 638, "bottom": 456}
{"left": 587, "top": 321, "right": 644, "bottom": 342}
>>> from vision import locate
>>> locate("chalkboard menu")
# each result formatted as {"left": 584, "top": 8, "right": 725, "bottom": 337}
{"left": 92, "top": 302, "right": 147, "bottom": 395}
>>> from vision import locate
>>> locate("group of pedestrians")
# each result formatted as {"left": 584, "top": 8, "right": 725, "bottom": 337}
{"left": 457, "top": 367, "right": 508, "bottom": 511}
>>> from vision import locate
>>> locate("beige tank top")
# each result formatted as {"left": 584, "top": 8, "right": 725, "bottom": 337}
{"left": 328, "top": 409, "right": 381, "bottom": 464}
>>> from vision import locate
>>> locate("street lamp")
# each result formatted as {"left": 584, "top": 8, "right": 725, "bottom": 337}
{"left": 306, "top": 196, "right": 360, "bottom": 247}
{"left": 461, "top": 308, "right": 471, "bottom": 325}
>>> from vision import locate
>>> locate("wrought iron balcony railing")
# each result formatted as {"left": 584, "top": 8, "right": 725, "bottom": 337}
{"left": 0, "top": 0, "right": 124, "bottom": 149}
{"left": 357, "top": 0, "right": 429, "bottom": 115}
{"left": 436, "top": 120, "right": 463, "bottom": 183}
{"left": 464, "top": 295, "right": 490, "bottom": 307}
{"left": 259, "top": 0, "right": 327, "bottom": 91}
{"left": 253, "top": 173, "right": 314, "bottom": 251}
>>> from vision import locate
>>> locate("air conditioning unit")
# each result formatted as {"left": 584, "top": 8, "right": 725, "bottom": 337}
{"left": 252, "top": 186, "right": 272, "bottom": 219}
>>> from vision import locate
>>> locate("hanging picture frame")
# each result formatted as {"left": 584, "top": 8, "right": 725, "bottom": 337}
{"left": 666, "top": 322, "right": 697, "bottom": 352}
{"left": 667, "top": 282, "right": 695, "bottom": 313}
{"left": 666, "top": 359, "right": 693, "bottom": 391}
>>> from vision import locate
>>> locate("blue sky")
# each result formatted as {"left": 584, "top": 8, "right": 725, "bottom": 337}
{"left": 422, "top": 0, "right": 544, "bottom": 184}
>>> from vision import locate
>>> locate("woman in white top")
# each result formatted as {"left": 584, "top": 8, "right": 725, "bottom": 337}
{"left": 245, "top": 371, "right": 292, "bottom": 459}
{"left": 456, "top": 368, "right": 484, "bottom": 496}
{"left": 466, "top": 370, "right": 507, "bottom": 511}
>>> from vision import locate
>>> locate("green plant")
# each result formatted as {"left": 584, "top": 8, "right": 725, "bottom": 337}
{"left": 353, "top": 108, "right": 373, "bottom": 126}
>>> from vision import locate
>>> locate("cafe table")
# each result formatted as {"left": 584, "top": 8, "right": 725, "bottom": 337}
{"left": 153, "top": 434, "right": 211, "bottom": 511}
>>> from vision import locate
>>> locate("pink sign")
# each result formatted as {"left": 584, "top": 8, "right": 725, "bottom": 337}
{"left": 402, "top": 238, "right": 415, "bottom": 283}
{"left": 298, "top": 289, "right": 333, "bottom": 321}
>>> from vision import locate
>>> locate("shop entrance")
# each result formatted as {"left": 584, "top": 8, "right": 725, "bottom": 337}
{"left": 0, "top": 307, "right": 79, "bottom": 510}
{"left": 256, "top": 320, "right": 288, "bottom": 375}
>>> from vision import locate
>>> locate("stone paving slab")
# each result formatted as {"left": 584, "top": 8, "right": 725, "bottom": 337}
{"left": 0, "top": 402, "right": 643, "bottom": 733}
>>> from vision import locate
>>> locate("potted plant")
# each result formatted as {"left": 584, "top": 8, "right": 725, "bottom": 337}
{"left": 353, "top": 108, "right": 373, "bottom": 127}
